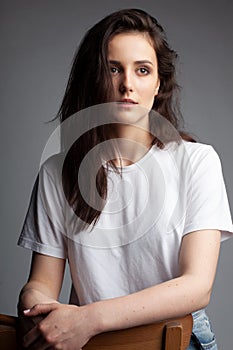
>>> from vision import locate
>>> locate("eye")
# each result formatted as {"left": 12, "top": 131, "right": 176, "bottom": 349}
{"left": 110, "top": 66, "right": 120, "bottom": 75}
{"left": 137, "top": 67, "right": 150, "bottom": 75}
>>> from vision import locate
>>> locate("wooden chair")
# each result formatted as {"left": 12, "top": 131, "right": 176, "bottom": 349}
{"left": 0, "top": 313, "right": 193, "bottom": 350}
{"left": 0, "top": 314, "right": 20, "bottom": 350}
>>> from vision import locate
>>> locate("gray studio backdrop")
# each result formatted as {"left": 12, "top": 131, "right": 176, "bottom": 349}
{"left": 1, "top": 0, "right": 233, "bottom": 348}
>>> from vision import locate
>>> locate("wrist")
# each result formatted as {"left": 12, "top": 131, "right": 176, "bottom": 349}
{"left": 82, "top": 302, "right": 106, "bottom": 337}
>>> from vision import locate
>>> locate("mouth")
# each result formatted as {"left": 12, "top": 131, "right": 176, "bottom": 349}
{"left": 117, "top": 99, "right": 138, "bottom": 106}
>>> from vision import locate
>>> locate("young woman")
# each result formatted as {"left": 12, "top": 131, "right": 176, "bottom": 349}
{"left": 18, "top": 8, "right": 233, "bottom": 350}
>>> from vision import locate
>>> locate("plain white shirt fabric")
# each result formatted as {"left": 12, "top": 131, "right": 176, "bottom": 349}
{"left": 18, "top": 141, "right": 233, "bottom": 305}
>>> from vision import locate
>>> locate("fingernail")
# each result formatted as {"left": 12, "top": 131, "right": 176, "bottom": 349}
{"left": 23, "top": 309, "right": 31, "bottom": 314}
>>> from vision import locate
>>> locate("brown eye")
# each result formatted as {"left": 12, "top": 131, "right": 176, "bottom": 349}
{"left": 110, "top": 67, "right": 120, "bottom": 74}
{"left": 138, "top": 67, "right": 150, "bottom": 75}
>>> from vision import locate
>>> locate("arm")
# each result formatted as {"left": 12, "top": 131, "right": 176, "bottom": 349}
{"left": 18, "top": 252, "right": 66, "bottom": 311}
{"left": 18, "top": 252, "right": 66, "bottom": 344}
{"left": 23, "top": 229, "right": 221, "bottom": 350}
{"left": 93, "top": 229, "right": 221, "bottom": 331}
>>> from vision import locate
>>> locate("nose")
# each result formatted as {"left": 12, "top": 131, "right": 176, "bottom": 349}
{"left": 119, "top": 71, "right": 134, "bottom": 94}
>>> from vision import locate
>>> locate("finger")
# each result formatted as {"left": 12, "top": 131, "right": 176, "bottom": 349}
{"left": 23, "top": 325, "right": 41, "bottom": 348}
{"left": 24, "top": 303, "right": 58, "bottom": 317}
{"left": 27, "top": 337, "right": 52, "bottom": 350}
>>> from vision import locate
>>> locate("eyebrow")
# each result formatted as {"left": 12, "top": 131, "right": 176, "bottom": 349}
{"left": 109, "top": 60, "right": 154, "bottom": 66}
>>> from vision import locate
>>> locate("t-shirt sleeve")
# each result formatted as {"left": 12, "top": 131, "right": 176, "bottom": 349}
{"left": 18, "top": 162, "right": 68, "bottom": 258}
{"left": 183, "top": 145, "right": 233, "bottom": 241}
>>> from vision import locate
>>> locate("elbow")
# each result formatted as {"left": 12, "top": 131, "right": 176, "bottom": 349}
{"left": 17, "top": 284, "right": 33, "bottom": 315}
{"left": 199, "top": 292, "right": 211, "bottom": 309}
{"left": 184, "top": 276, "right": 213, "bottom": 311}
{"left": 195, "top": 286, "right": 212, "bottom": 310}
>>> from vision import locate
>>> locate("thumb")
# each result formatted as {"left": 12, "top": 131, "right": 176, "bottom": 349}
{"left": 23, "top": 302, "right": 58, "bottom": 316}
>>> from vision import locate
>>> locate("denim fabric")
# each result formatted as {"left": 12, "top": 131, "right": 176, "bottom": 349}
{"left": 187, "top": 310, "right": 217, "bottom": 350}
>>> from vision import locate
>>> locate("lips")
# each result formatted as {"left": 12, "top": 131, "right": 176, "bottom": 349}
{"left": 117, "top": 99, "right": 138, "bottom": 104}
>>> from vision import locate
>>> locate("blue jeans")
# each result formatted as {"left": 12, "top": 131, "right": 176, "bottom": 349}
{"left": 188, "top": 309, "right": 217, "bottom": 350}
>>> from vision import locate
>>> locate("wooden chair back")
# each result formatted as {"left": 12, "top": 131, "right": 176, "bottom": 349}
{"left": 0, "top": 314, "right": 19, "bottom": 349}
{"left": 83, "top": 314, "right": 193, "bottom": 350}
{"left": 0, "top": 313, "right": 193, "bottom": 350}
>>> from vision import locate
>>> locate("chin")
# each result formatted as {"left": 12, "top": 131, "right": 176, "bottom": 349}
{"left": 109, "top": 103, "right": 149, "bottom": 126}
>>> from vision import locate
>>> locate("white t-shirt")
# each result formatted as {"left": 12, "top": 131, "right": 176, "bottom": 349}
{"left": 18, "top": 141, "right": 233, "bottom": 306}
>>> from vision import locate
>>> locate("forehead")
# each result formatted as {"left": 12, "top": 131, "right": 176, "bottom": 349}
{"left": 108, "top": 32, "right": 156, "bottom": 60}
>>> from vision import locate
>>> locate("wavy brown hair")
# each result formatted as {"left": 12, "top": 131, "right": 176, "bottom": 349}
{"left": 58, "top": 8, "right": 194, "bottom": 229}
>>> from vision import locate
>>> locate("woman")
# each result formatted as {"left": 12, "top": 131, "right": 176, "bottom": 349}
{"left": 18, "top": 8, "right": 232, "bottom": 349}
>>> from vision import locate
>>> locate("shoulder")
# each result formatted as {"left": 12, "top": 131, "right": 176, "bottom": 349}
{"left": 151, "top": 140, "right": 221, "bottom": 166}
{"left": 182, "top": 140, "right": 215, "bottom": 154}
{"left": 151, "top": 141, "right": 223, "bottom": 180}
{"left": 179, "top": 141, "right": 224, "bottom": 184}
{"left": 149, "top": 141, "right": 221, "bottom": 176}
{"left": 39, "top": 153, "right": 65, "bottom": 181}
{"left": 182, "top": 141, "right": 221, "bottom": 167}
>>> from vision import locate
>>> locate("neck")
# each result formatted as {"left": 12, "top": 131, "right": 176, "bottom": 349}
{"left": 107, "top": 124, "right": 154, "bottom": 167}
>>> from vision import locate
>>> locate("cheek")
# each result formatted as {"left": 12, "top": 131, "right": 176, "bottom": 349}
{"left": 143, "top": 83, "right": 158, "bottom": 99}
{"left": 112, "top": 79, "right": 120, "bottom": 94}
{"left": 151, "top": 82, "right": 160, "bottom": 98}
{"left": 137, "top": 81, "right": 155, "bottom": 97}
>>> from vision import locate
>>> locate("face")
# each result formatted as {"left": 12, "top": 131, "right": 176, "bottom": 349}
{"left": 108, "top": 32, "right": 160, "bottom": 113}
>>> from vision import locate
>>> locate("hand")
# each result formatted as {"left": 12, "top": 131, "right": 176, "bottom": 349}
{"left": 18, "top": 288, "right": 60, "bottom": 347}
{"left": 18, "top": 313, "right": 44, "bottom": 346}
{"left": 22, "top": 302, "right": 96, "bottom": 350}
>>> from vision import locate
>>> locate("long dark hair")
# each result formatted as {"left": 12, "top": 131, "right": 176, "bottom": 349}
{"left": 58, "top": 8, "right": 193, "bottom": 230}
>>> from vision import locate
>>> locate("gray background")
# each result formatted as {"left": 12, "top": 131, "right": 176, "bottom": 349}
{"left": 1, "top": 0, "right": 232, "bottom": 348}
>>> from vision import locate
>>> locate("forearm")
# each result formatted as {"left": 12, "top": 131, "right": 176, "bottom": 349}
{"left": 91, "top": 274, "right": 210, "bottom": 334}
{"left": 91, "top": 230, "right": 220, "bottom": 334}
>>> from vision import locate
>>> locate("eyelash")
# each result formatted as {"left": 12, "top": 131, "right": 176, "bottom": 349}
{"left": 138, "top": 67, "right": 150, "bottom": 75}
{"left": 110, "top": 66, "right": 151, "bottom": 76}
{"left": 110, "top": 67, "right": 120, "bottom": 74}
